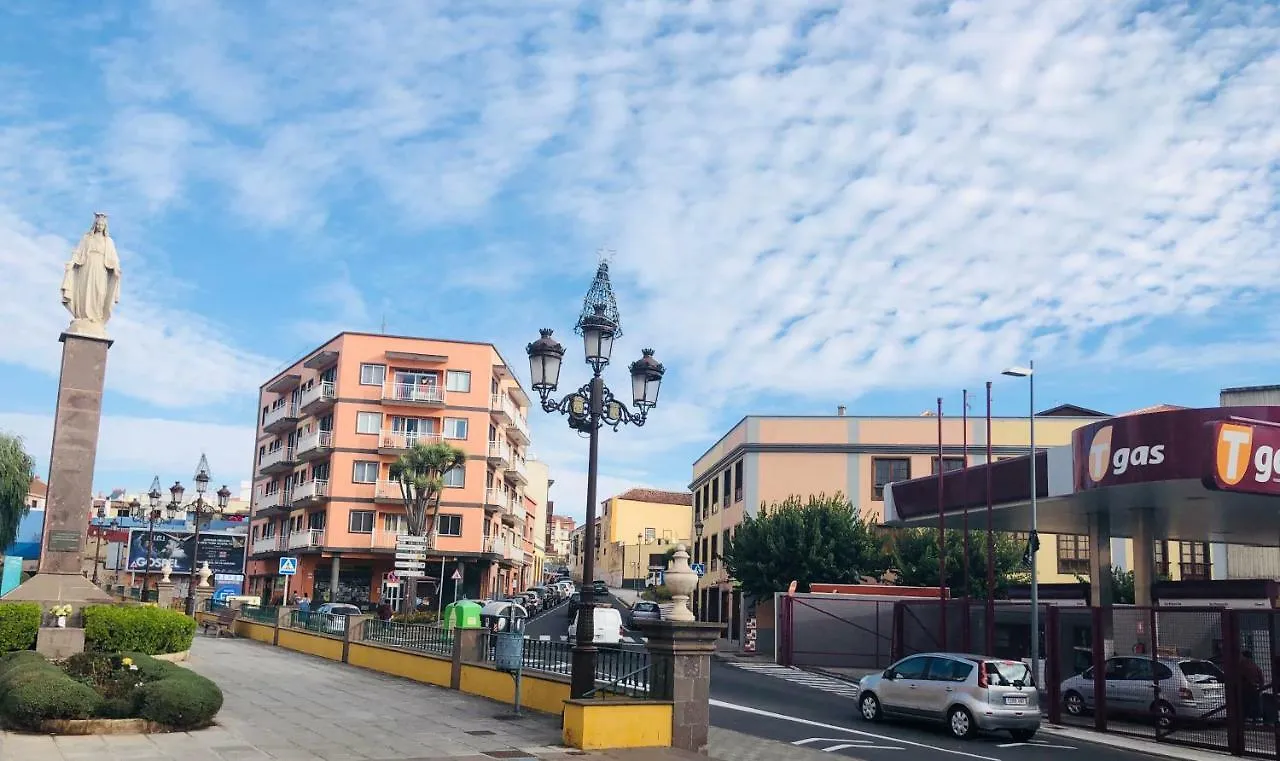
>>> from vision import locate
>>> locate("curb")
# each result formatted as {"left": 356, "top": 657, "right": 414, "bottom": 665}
{"left": 1038, "top": 724, "right": 1232, "bottom": 761}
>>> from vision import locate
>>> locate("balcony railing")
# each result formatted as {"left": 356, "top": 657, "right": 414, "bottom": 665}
{"left": 251, "top": 535, "right": 282, "bottom": 554}
{"left": 1179, "top": 562, "right": 1211, "bottom": 581}
{"left": 375, "top": 480, "right": 405, "bottom": 502}
{"left": 490, "top": 394, "right": 530, "bottom": 443}
{"left": 379, "top": 429, "right": 442, "bottom": 451}
{"left": 263, "top": 402, "right": 299, "bottom": 431}
{"left": 288, "top": 529, "right": 325, "bottom": 550}
{"left": 487, "top": 439, "right": 511, "bottom": 465}
{"left": 258, "top": 445, "right": 295, "bottom": 474}
{"left": 505, "top": 457, "right": 528, "bottom": 485}
{"left": 298, "top": 381, "right": 336, "bottom": 412}
{"left": 295, "top": 430, "right": 332, "bottom": 459}
{"left": 292, "top": 479, "right": 329, "bottom": 503}
{"left": 484, "top": 488, "right": 507, "bottom": 509}
{"left": 383, "top": 382, "right": 445, "bottom": 405}
{"left": 256, "top": 489, "right": 289, "bottom": 513}
{"left": 484, "top": 536, "right": 507, "bottom": 556}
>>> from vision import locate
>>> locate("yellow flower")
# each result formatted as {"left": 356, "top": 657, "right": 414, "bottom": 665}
{"left": 121, "top": 657, "right": 133, "bottom": 667}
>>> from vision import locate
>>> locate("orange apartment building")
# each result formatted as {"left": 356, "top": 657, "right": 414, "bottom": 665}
{"left": 245, "top": 331, "right": 541, "bottom": 608}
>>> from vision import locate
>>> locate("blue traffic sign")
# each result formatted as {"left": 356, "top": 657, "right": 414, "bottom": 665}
{"left": 691, "top": 563, "right": 706, "bottom": 577}
{"left": 279, "top": 557, "right": 298, "bottom": 576}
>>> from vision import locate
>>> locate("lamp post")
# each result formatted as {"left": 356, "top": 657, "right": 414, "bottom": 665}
{"left": 526, "top": 262, "right": 666, "bottom": 700}
{"left": 132, "top": 477, "right": 170, "bottom": 602}
{"left": 635, "top": 532, "right": 643, "bottom": 591}
{"left": 180, "top": 455, "right": 232, "bottom": 616}
{"left": 90, "top": 506, "right": 108, "bottom": 585}
{"left": 693, "top": 519, "right": 704, "bottom": 620}
{"left": 1002, "top": 362, "right": 1037, "bottom": 679}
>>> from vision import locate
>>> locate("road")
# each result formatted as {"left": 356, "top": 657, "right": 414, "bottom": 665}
{"left": 709, "top": 659, "right": 1161, "bottom": 761}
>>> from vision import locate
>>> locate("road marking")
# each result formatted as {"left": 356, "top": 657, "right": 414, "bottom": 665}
{"left": 996, "top": 741, "right": 1074, "bottom": 749}
{"left": 726, "top": 662, "right": 863, "bottom": 697}
{"left": 795, "top": 737, "right": 905, "bottom": 751}
{"left": 710, "top": 699, "right": 999, "bottom": 761}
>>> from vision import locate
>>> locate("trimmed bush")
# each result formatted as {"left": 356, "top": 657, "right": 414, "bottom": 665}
{"left": 83, "top": 605, "right": 196, "bottom": 654}
{"left": 0, "top": 657, "right": 101, "bottom": 730}
{"left": 0, "top": 650, "right": 49, "bottom": 678}
{"left": 136, "top": 671, "right": 223, "bottom": 730}
{"left": 0, "top": 603, "right": 40, "bottom": 652}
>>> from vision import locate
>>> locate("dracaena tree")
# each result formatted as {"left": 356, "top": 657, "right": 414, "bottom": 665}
{"left": 388, "top": 441, "right": 467, "bottom": 539}
{"left": 0, "top": 434, "right": 35, "bottom": 555}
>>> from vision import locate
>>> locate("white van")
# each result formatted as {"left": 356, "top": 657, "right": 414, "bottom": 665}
{"left": 567, "top": 606, "right": 624, "bottom": 644}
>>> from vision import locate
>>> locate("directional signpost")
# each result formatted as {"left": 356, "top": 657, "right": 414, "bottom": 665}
{"left": 394, "top": 534, "right": 429, "bottom": 578}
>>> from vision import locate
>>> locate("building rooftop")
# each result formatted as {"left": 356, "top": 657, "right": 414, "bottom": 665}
{"left": 1118, "top": 403, "right": 1187, "bottom": 416}
{"left": 27, "top": 478, "right": 46, "bottom": 499}
{"left": 614, "top": 488, "right": 693, "bottom": 506}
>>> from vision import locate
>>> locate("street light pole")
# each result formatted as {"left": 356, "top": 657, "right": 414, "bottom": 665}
{"left": 91, "top": 506, "right": 107, "bottom": 585}
{"left": 693, "top": 519, "right": 704, "bottom": 621}
{"left": 526, "top": 260, "right": 666, "bottom": 701}
{"left": 1003, "top": 361, "right": 1038, "bottom": 680}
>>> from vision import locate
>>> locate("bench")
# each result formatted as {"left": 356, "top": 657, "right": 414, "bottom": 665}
{"left": 202, "top": 607, "right": 237, "bottom": 637}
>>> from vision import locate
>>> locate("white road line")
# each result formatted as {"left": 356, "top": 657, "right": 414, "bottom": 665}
{"left": 710, "top": 699, "right": 1000, "bottom": 761}
{"left": 996, "top": 742, "right": 1074, "bottom": 749}
{"left": 795, "top": 738, "right": 905, "bottom": 751}
{"left": 823, "top": 743, "right": 903, "bottom": 752}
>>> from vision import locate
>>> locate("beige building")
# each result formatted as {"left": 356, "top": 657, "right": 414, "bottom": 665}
{"left": 547, "top": 514, "right": 575, "bottom": 567}
{"left": 524, "top": 461, "right": 551, "bottom": 588}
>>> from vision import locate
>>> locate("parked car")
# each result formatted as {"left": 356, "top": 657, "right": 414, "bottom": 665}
{"left": 523, "top": 588, "right": 545, "bottom": 611}
{"left": 567, "top": 592, "right": 582, "bottom": 618}
{"left": 1060, "top": 656, "right": 1226, "bottom": 729}
{"left": 312, "top": 603, "right": 363, "bottom": 635}
{"left": 567, "top": 606, "right": 625, "bottom": 645}
{"left": 857, "top": 653, "right": 1040, "bottom": 741}
{"left": 591, "top": 580, "right": 608, "bottom": 597}
{"left": 629, "top": 601, "right": 662, "bottom": 627}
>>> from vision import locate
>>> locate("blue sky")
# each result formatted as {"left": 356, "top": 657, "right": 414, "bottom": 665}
{"left": 2, "top": 1, "right": 1279, "bottom": 521}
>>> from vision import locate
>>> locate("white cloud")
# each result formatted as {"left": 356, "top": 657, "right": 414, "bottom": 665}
{"left": 0, "top": 412, "right": 253, "bottom": 488}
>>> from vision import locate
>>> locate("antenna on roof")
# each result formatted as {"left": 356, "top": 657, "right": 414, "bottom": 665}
{"left": 380, "top": 314, "right": 387, "bottom": 334}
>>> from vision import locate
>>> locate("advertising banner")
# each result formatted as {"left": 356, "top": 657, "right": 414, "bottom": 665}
{"left": 125, "top": 530, "right": 246, "bottom": 575}
{"left": 1206, "top": 420, "right": 1280, "bottom": 496}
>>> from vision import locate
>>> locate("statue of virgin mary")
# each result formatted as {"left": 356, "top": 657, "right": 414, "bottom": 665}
{"left": 60, "top": 213, "right": 121, "bottom": 338}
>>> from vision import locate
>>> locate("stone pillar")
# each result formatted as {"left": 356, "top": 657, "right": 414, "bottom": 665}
{"left": 155, "top": 581, "right": 176, "bottom": 610}
{"left": 344, "top": 614, "right": 373, "bottom": 663}
{"left": 640, "top": 621, "right": 723, "bottom": 755}
{"left": 1087, "top": 511, "right": 1115, "bottom": 654}
{"left": 451, "top": 627, "right": 486, "bottom": 689}
{"left": 1131, "top": 509, "right": 1156, "bottom": 608}
{"left": 329, "top": 555, "right": 341, "bottom": 603}
{"left": 193, "top": 586, "right": 213, "bottom": 615}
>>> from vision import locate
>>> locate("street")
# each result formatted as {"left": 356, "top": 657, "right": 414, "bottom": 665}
{"left": 708, "top": 659, "right": 1159, "bottom": 761}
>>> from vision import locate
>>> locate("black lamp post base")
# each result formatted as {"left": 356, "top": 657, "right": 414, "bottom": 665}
{"left": 569, "top": 643, "right": 599, "bottom": 699}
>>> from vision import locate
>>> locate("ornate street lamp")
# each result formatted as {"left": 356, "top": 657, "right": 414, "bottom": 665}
{"left": 526, "top": 260, "right": 665, "bottom": 699}
{"left": 182, "top": 454, "right": 231, "bottom": 615}
{"left": 693, "top": 519, "right": 704, "bottom": 620}
{"left": 132, "top": 475, "right": 175, "bottom": 602}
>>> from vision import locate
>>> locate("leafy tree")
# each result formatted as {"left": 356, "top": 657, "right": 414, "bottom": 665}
{"left": 0, "top": 434, "right": 34, "bottom": 554}
{"left": 388, "top": 441, "right": 468, "bottom": 538}
{"left": 722, "top": 493, "right": 889, "bottom": 600}
{"left": 887, "top": 528, "right": 1028, "bottom": 599}
{"left": 1076, "top": 567, "right": 1137, "bottom": 604}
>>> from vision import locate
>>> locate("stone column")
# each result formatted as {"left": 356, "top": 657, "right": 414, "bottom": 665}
{"left": 193, "top": 586, "right": 213, "bottom": 615}
{"left": 155, "top": 581, "right": 176, "bottom": 610}
{"left": 640, "top": 621, "right": 723, "bottom": 755}
{"left": 1087, "top": 511, "right": 1115, "bottom": 655}
{"left": 329, "top": 555, "right": 341, "bottom": 603}
{"left": 1131, "top": 508, "right": 1156, "bottom": 608}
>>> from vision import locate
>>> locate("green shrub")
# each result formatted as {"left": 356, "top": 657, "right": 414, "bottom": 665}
{"left": 642, "top": 584, "right": 673, "bottom": 602}
{"left": 0, "top": 603, "right": 40, "bottom": 652}
{"left": 2, "top": 672, "right": 101, "bottom": 729}
{"left": 83, "top": 606, "right": 196, "bottom": 654}
{"left": 118, "top": 652, "right": 182, "bottom": 682}
{"left": 0, "top": 650, "right": 48, "bottom": 678}
{"left": 391, "top": 611, "right": 438, "bottom": 624}
{"left": 136, "top": 672, "right": 222, "bottom": 730}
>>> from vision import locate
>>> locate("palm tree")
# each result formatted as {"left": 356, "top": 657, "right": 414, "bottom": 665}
{"left": 0, "top": 434, "right": 35, "bottom": 554}
{"left": 389, "top": 441, "right": 467, "bottom": 541}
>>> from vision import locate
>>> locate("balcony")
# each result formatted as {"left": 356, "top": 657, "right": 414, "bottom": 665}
{"left": 254, "top": 488, "right": 290, "bottom": 516}
{"left": 490, "top": 394, "right": 530, "bottom": 445}
{"left": 382, "top": 382, "right": 446, "bottom": 408}
{"left": 295, "top": 429, "right": 333, "bottom": 461}
{"left": 483, "top": 536, "right": 506, "bottom": 557}
{"left": 287, "top": 529, "right": 325, "bottom": 551}
{"left": 292, "top": 479, "right": 329, "bottom": 505}
{"left": 251, "top": 535, "right": 283, "bottom": 555}
{"left": 378, "top": 429, "right": 442, "bottom": 454}
{"left": 263, "top": 402, "right": 300, "bottom": 434}
{"left": 487, "top": 439, "right": 512, "bottom": 468}
{"left": 375, "top": 480, "right": 405, "bottom": 503}
{"left": 298, "top": 381, "right": 336, "bottom": 414}
{"left": 504, "top": 457, "right": 528, "bottom": 486}
{"left": 483, "top": 488, "right": 506, "bottom": 514}
{"left": 258, "top": 446, "right": 296, "bottom": 475}
{"left": 501, "top": 506, "right": 519, "bottom": 528}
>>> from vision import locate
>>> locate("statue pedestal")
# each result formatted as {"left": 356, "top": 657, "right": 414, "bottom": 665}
{"left": 155, "top": 581, "right": 176, "bottom": 609}
{"left": 639, "top": 620, "right": 724, "bottom": 754}
{"left": 36, "top": 626, "right": 85, "bottom": 660}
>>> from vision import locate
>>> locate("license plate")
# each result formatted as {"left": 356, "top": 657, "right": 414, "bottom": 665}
{"left": 1005, "top": 695, "right": 1028, "bottom": 706}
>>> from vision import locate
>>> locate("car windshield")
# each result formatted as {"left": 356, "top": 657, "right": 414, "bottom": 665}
{"left": 327, "top": 605, "right": 360, "bottom": 615}
{"left": 1179, "top": 660, "right": 1225, "bottom": 682}
{"left": 635, "top": 603, "right": 658, "bottom": 611}
{"left": 984, "top": 661, "right": 1032, "bottom": 686}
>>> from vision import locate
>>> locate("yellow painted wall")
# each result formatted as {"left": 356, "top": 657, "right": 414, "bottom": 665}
{"left": 458, "top": 662, "right": 571, "bottom": 715}
{"left": 562, "top": 700, "right": 673, "bottom": 750}
{"left": 693, "top": 420, "right": 747, "bottom": 474}
{"left": 348, "top": 643, "right": 452, "bottom": 687}
{"left": 277, "top": 628, "right": 345, "bottom": 661}
{"left": 236, "top": 620, "right": 277, "bottom": 644}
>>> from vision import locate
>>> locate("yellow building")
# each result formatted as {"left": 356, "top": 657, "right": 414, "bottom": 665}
{"left": 689, "top": 404, "right": 1122, "bottom": 637}
{"left": 593, "top": 488, "right": 693, "bottom": 589}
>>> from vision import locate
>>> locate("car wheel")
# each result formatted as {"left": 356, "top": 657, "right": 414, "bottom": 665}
{"left": 1010, "top": 728, "right": 1037, "bottom": 742}
{"left": 948, "top": 706, "right": 976, "bottom": 740}
{"left": 859, "top": 693, "right": 881, "bottom": 721}
{"left": 1153, "top": 700, "right": 1176, "bottom": 731}
{"left": 1064, "top": 690, "right": 1087, "bottom": 716}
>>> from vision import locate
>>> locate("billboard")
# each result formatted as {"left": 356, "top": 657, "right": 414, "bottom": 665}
{"left": 125, "top": 529, "right": 246, "bottom": 575}
{"left": 3, "top": 509, "right": 46, "bottom": 560}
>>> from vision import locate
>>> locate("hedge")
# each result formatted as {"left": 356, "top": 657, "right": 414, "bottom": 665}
{"left": 0, "top": 652, "right": 99, "bottom": 729}
{"left": 0, "top": 603, "right": 40, "bottom": 652}
{"left": 83, "top": 605, "right": 196, "bottom": 654}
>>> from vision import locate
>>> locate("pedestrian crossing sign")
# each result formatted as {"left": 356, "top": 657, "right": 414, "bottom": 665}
{"left": 691, "top": 563, "right": 706, "bottom": 577}
{"left": 279, "top": 557, "right": 298, "bottom": 576}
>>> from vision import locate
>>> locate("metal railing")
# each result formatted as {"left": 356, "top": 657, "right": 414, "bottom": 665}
{"left": 379, "top": 429, "right": 442, "bottom": 450}
{"left": 362, "top": 619, "right": 453, "bottom": 656}
{"left": 259, "top": 445, "right": 295, "bottom": 471}
{"left": 384, "top": 382, "right": 446, "bottom": 404}
{"left": 585, "top": 662, "right": 655, "bottom": 700}
{"left": 287, "top": 528, "right": 325, "bottom": 550}
{"left": 240, "top": 604, "right": 279, "bottom": 624}
{"left": 290, "top": 610, "right": 347, "bottom": 635}
{"left": 478, "top": 634, "right": 651, "bottom": 698}
{"left": 263, "top": 401, "right": 299, "bottom": 429}
{"left": 298, "top": 380, "right": 335, "bottom": 409}
{"left": 296, "top": 429, "right": 332, "bottom": 457}
{"left": 252, "top": 535, "right": 283, "bottom": 554}
{"left": 292, "top": 479, "right": 329, "bottom": 502}
{"left": 520, "top": 637, "right": 573, "bottom": 676}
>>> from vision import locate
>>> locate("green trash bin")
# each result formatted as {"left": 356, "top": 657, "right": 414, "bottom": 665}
{"left": 443, "top": 599, "right": 483, "bottom": 629}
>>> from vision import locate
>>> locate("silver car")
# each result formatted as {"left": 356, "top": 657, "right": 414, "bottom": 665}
{"left": 1059, "top": 656, "right": 1226, "bottom": 729}
{"left": 857, "top": 653, "right": 1040, "bottom": 741}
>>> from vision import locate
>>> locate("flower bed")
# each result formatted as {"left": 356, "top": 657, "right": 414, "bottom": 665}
{"left": 0, "top": 650, "right": 222, "bottom": 732}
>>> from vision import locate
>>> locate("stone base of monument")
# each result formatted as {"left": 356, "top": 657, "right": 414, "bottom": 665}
{"left": 35, "top": 626, "right": 86, "bottom": 659}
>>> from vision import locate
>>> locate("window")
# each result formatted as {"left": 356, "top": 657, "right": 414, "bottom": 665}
{"left": 926, "top": 658, "right": 974, "bottom": 683}
{"left": 1179, "top": 542, "right": 1210, "bottom": 580}
{"left": 443, "top": 465, "right": 465, "bottom": 488}
{"left": 352, "top": 461, "right": 380, "bottom": 484}
{"left": 360, "top": 363, "right": 386, "bottom": 386}
{"left": 446, "top": 370, "right": 471, "bottom": 393}
{"left": 891, "top": 656, "right": 930, "bottom": 680}
{"left": 356, "top": 411, "right": 381, "bottom": 434}
{"left": 734, "top": 460, "right": 744, "bottom": 502}
{"left": 1153, "top": 540, "right": 1170, "bottom": 578}
{"left": 930, "top": 456, "right": 966, "bottom": 474}
{"left": 307, "top": 512, "right": 325, "bottom": 530}
{"left": 872, "top": 458, "right": 911, "bottom": 500}
{"left": 348, "top": 510, "right": 375, "bottom": 533}
{"left": 382, "top": 514, "right": 405, "bottom": 534}
{"left": 694, "top": 490, "right": 702, "bottom": 520}
{"left": 443, "top": 417, "right": 469, "bottom": 440}
{"left": 438, "top": 514, "right": 462, "bottom": 536}
{"left": 710, "top": 535, "right": 719, "bottom": 570}
{"left": 645, "top": 527, "right": 656, "bottom": 541}
{"left": 1057, "top": 534, "right": 1090, "bottom": 575}
{"left": 711, "top": 479, "right": 719, "bottom": 510}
